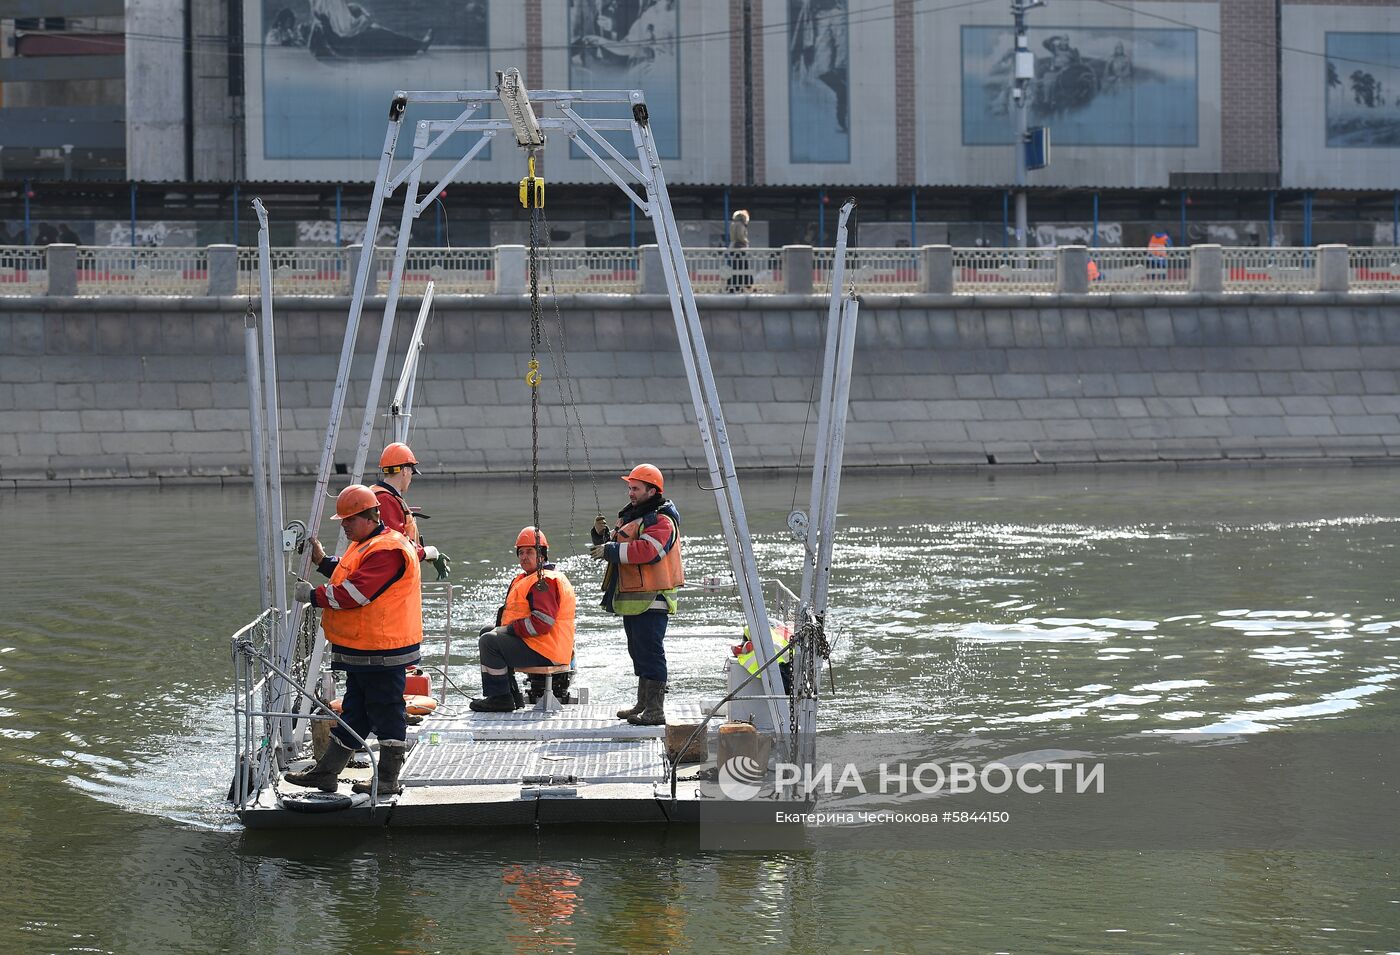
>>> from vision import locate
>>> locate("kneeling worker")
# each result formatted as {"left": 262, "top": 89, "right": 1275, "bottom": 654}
{"left": 470, "top": 527, "right": 577, "bottom": 713}
{"left": 376, "top": 442, "right": 451, "bottom": 580}
{"left": 284, "top": 484, "right": 422, "bottom": 796}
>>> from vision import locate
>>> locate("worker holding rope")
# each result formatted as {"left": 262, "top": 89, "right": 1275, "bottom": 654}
{"left": 591, "top": 464, "right": 684, "bottom": 726}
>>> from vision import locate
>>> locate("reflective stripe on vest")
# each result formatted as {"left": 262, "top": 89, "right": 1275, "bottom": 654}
{"left": 736, "top": 625, "right": 792, "bottom": 675}
{"left": 615, "top": 513, "right": 683, "bottom": 595}
{"left": 502, "top": 568, "right": 577, "bottom": 666}
{"left": 320, "top": 530, "right": 423, "bottom": 652}
{"left": 375, "top": 485, "right": 419, "bottom": 544}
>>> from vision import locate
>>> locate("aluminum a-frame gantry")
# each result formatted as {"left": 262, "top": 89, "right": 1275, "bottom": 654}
{"left": 273, "top": 72, "right": 794, "bottom": 743}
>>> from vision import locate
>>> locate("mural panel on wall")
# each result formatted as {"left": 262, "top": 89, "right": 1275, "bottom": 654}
{"left": 567, "top": 0, "right": 680, "bottom": 159}
{"left": 1326, "top": 33, "right": 1400, "bottom": 147}
{"left": 962, "top": 26, "right": 1197, "bottom": 146}
{"left": 260, "top": 0, "right": 489, "bottom": 159}
{"left": 788, "top": 0, "right": 850, "bottom": 163}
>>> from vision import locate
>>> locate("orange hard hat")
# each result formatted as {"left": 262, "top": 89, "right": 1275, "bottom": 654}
{"left": 333, "top": 484, "right": 379, "bottom": 520}
{"left": 514, "top": 526, "right": 548, "bottom": 550}
{"left": 621, "top": 463, "right": 664, "bottom": 493}
{"left": 379, "top": 442, "right": 418, "bottom": 470}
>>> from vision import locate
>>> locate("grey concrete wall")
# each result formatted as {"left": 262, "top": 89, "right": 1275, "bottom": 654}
{"left": 4, "top": 292, "right": 1400, "bottom": 488}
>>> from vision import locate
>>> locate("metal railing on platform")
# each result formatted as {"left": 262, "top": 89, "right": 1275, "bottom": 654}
{"left": 3, "top": 244, "right": 1398, "bottom": 297}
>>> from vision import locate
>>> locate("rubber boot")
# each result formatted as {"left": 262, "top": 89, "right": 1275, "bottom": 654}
{"left": 551, "top": 671, "right": 572, "bottom": 703}
{"left": 283, "top": 737, "right": 354, "bottom": 792}
{"left": 626, "top": 677, "right": 667, "bottom": 726}
{"left": 353, "top": 740, "right": 406, "bottom": 796}
{"left": 470, "top": 694, "right": 518, "bottom": 713}
{"left": 509, "top": 674, "right": 526, "bottom": 709}
{"left": 616, "top": 679, "right": 644, "bottom": 720}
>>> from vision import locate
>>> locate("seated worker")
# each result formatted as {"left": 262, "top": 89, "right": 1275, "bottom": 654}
{"left": 375, "top": 442, "right": 450, "bottom": 580}
{"left": 470, "top": 527, "right": 577, "bottom": 713}
{"left": 284, "top": 484, "right": 422, "bottom": 796}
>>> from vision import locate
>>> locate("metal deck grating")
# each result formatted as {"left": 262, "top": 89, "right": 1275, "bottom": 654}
{"left": 403, "top": 737, "right": 668, "bottom": 787}
{"left": 423, "top": 702, "right": 709, "bottom": 741}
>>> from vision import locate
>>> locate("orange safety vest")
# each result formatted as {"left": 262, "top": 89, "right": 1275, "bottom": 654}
{"left": 1148, "top": 233, "right": 1170, "bottom": 258}
{"left": 375, "top": 485, "right": 419, "bottom": 544}
{"left": 503, "top": 568, "right": 576, "bottom": 665}
{"left": 615, "top": 513, "right": 684, "bottom": 596}
{"left": 320, "top": 530, "right": 423, "bottom": 652}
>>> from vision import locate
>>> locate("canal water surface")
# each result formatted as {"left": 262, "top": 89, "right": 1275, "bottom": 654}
{"left": 4, "top": 467, "right": 1398, "bottom": 952}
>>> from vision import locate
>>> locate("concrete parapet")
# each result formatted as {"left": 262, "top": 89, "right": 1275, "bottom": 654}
{"left": 921, "top": 245, "right": 953, "bottom": 295}
{"left": 783, "top": 245, "right": 814, "bottom": 294}
{"left": 207, "top": 244, "right": 237, "bottom": 296}
{"left": 344, "top": 244, "right": 374, "bottom": 296}
{"left": 46, "top": 244, "right": 77, "bottom": 297}
{"left": 638, "top": 244, "right": 666, "bottom": 294}
{"left": 1190, "top": 244, "right": 1224, "bottom": 293}
{"left": 1056, "top": 246, "right": 1089, "bottom": 294}
{"left": 1317, "top": 244, "right": 1349, "bottom": 293}
{"left": 495, "top": 245, "right": 526, "bottom": 294}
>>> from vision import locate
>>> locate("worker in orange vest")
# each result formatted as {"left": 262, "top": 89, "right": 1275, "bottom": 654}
{"left": 285, "top": 484, "right": 423, "bottom": 796}
{"left": 375, "top": 442, "right": 451, "bottom": 580}
{"left": 470, "top": 526, "right": 578, "bottom": 713}
{"left": 590, "top": 463, "right": 683, "bottom": 726}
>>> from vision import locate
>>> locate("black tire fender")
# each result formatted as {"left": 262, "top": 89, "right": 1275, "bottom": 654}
{"left": 281, "top": 790, "right": 354, "bottom": 814}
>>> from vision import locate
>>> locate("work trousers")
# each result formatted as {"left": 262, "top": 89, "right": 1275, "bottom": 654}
{"left": 331, "top": 666, "right": 407, "bottom": 748}
{"left": 479, "top": 630, "right": 557, "bottom": 697}
{"left": 623, "top": 609, "right": 669, "bottom": 682}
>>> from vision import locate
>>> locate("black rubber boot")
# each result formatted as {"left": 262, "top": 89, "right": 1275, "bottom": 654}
{"left": 353, "top": 741, "right": 406, "bottom": 796}
{"left": 551, "top": 671, "right": 572, "bottom": 703}
{"left": 626, "top": 677, "right": 667, "bottom": 726}
{"left": 283, "top": 737, "right": 354, "bottom": 792}
{"left": 616, "top": 679, "right": 644, "bottom": 720}
{"left": 470, "top": 694, "right": 518, "bottom": 713}
{"left": 509, "top": 673, "right": 526, "bottom": 709}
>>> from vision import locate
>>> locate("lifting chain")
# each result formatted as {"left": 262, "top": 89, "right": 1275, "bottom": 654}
{"left": 538, "top": 202, "right": 603, "bottom": 542}
{"left": 524, "top": 149, "right": 545, "bottom": 581}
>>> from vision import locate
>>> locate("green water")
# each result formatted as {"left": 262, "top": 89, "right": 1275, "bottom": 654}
{"left": 4, "top": 468, "right": 1399, "bottom": 953}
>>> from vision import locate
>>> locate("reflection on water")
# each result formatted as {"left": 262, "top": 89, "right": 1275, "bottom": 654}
{"left": 4, "top": 467, "right": 1400, "bottom": 952}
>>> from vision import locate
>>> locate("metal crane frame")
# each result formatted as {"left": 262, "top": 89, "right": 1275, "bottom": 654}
{"left": 274, "top": 83, "right": 792, "bottom": 742}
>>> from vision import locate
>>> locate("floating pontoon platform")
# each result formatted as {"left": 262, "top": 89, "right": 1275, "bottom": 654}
{"left": 237, "top": 702, "right": 804, "bottom": 829}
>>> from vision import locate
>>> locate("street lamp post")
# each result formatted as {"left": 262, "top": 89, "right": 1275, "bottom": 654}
{"left": 1010, "top": 0, "right": 1045, "bottom": 249}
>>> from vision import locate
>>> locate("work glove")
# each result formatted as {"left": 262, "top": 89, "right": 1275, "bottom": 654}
{"left": 591, "top": 516, "right": 610, "bottom": 545}
{"left": 480, "top": 624, "right": 510, "bottom": 638}
{"left": 294, "top": 580, "right": 313, "bottom": 604}
{"left": 589, "top": 543, "right": 608, "bottom": 560}
{"left": 422, "top": 546, "right": 451, "bottom": 581}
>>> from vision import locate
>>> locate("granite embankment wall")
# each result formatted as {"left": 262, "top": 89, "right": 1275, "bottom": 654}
{"left": 4, "top": 292, "right": 1400, "bottom": 488}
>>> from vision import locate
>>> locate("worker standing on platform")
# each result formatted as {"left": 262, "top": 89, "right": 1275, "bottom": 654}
{"left": 470, "top": 527, "right": 577, "bottom": 713}
{"left": 284, "top": 484, "right": 422, "bottom": 797}
{"left": 591, "top": 463, "right": 683, "bottom": 726}
{"left": 375, "top": 442, "right": 451, "bottom": 580}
